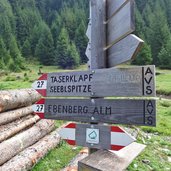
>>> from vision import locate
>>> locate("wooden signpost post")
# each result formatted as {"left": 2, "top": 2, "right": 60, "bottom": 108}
{"left": 33, "top": 0, "right": 156, "bottom": 170}
{"left": 33, "top": 98, "right": 156, "bottom": 126}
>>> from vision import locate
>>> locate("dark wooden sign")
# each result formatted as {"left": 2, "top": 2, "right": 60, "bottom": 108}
{"left": 32, "top": 66, "right": 156, "bottom": 97}
{"left": 59, "top": 123, "right": 136, "bottom": 151}
{"left": 33, "top": 98, "right": 156, "bottom": 126}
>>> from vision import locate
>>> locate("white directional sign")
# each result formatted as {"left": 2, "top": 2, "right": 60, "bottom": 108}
{"left": 59, "top": 123, "right": 136, "bottom": 151}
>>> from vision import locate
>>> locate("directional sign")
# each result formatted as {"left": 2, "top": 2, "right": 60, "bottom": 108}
{"left": 107, "top": 34, "right": 144, "bottom": 67}
{"left": 107, "top": 0, "right": 128, "bottom": 19}
{"left": 85, "top": 43, "right": 91, "bottom": 60}
{"left": 107, "top": 0, "right": 135, "bottom": 48}
{"left": 33, "top": 98, "right": 156, "bottom": 126}
{"left": 32, "top": 66, "right": 156, "bottom": 97}
{"left": 59, "top": 123, "right": 136, "bottom": 151}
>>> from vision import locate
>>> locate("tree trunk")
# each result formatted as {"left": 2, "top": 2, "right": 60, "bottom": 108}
{"left": 0, "top": 115, "right": 40, "bottom": 143}
{"left": 0, "top": 89, "right": 41, "bottom": 113}
{"left": 0, "top": 120, "right": 55, "bottom": 165}
{"left": 0, "top": 106, "right": 34, "bottom": 126}
{"left": 0, "top": 127, "right": 61, "bottom": 171}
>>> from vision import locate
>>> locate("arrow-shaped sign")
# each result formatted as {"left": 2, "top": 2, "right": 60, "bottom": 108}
{"left": 85, "top": 42, "right": 91, "bottom": 60}
{"left": 59, "top": 123, "right": 136, "bottom": 151}
{"left": 107, "top": 34, "right": 144, "bottom": 67}
{"left": 86, "top": 22, "right": 91, "bottom": 39}
{"left": 107, "top": 0, "right": 135, "bottom": 48}
{"left": 32, "top": 66, "right": 156, "bottom": 97}
{"left": 33, "top": 98, "right": 156, "bottom": 126}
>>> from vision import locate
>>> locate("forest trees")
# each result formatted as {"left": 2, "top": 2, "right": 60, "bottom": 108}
{"left": 133, "top": 0, "right": 171, "bottom": 68}
{"left": 0, "top": 0, "right": 171, "bottom": 70}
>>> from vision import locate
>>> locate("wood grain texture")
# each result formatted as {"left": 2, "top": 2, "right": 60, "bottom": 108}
{"left": 107, "top": 34, "right": 144, "bottom": 67}
{"left": 0, "top": 89, "right": 41, "bottom": 113}
{"left": 46, "top": 66, "right": 156, "bottom": 97}
{"left": 78, "top": 142, "right": 146, "bottom": 171}
{"left": 107, "top": 0, "right": 135, "bottom": 48}
{"left": 0, "top": 120, "right": 55, "bottom": 165}
{"left": 107, "top": 0, "right": 128, "bottom": 19}
{"left": 0, "top": 115, "right": 40, "bottom": 143}
{"left": 90, "top": 0, "right": 106, "bottom": 69}
{"left": 0, "top": 127, "right": 61, "bottom": 171}
{"left": 42, "top": 99, "right": 156, "bottom": 126}
{"left": 0, "top": 106, "right": 34, "bottom": 126}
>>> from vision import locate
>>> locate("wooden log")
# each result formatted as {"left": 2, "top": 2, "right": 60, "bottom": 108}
{"left": 0, "top": 89, "right": 41, "bottom": 113}
{"left": 0, "top": 106, "right": 34, "bottom": 126}
{"left": 0, "top": 127, "right": 61, "bottom": 171}
{"left": 0, "top": 119, "right": 55, "bottom": 165}
{"left": 0, "top": 115, "right": 40, "bottom": 143}
{"left": 0, "top": 115, "right": 33, "bottom": 133}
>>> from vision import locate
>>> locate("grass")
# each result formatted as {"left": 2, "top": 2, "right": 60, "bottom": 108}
{"left": 0, "top": 63, "right": 87, "bottom": 90}
{"left": 32, "top": 142, "right": 81, "bottom": 171}
{"left": 128, "top": 135, "right": 171, "bottom": 171}
{"left": 141, "top": 100, "right": 171, "bottom": 136}
{"left": 156, "top": 69, "right": 171, "bottom": 96}
{"left": 0, "top": 63, "right": 171, "bottom": 170}
{"left": 127, "top": 99, "right": 171, "bottom": 171}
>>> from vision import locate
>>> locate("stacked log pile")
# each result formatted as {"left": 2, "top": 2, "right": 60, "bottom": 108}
{"left": 0, "top": 89, "right": 61, "bottom": 171}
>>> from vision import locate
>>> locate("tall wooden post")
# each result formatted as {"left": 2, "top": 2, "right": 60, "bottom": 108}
{"left": 87, "top": 0, "right": 107, "bottom": 154}
{"left": 89, "top": 0, "right": 106, "bottom": 70}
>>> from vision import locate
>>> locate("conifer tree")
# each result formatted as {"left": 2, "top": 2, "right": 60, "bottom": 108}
{"left": 75, "top": 20, "right": 88, "bottom": 63}
{"left": 132, "top": 42, "right": 152, "bottom": 65}
{"left": 158, "top": 38, "right": 171, "bottom": 69}
{"left": 67, "top": 42, "right": 80, "bottom": 68}
{"left": 0, "top": 37, "right": 11, "bottom": 69}
{"left": 56, "top": 27, "right": 70, "bottom": 68}
{"left": 8, "top": 35, "right": 25, "bottom": 71}
{"left": 22, "top": 39, "right": 32, "bottom": 59}
{"left": 35, "top": 23, "right": 55, "bottom": 65}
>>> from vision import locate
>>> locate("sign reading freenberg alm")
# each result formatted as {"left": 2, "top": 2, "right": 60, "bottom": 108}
{"left": 32, "top": 66, "right": 156, "bottom": 97}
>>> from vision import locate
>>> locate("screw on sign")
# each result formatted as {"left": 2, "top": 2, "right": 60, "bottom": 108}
{"left": 59, "top": 123, "right": 136, "bottom": 151}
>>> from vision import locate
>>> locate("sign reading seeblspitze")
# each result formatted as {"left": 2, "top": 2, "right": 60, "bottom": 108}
{"left": 32, "top": 65, "right": 156, "bottom": 97}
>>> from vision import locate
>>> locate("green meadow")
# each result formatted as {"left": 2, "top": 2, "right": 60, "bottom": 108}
{"left": 0, "top": 64, "right": 171, "bottom": 171}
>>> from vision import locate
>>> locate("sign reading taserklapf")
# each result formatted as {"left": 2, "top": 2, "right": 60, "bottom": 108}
{"left": 32, "top": 66, "right": 156, "bottom": 97}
